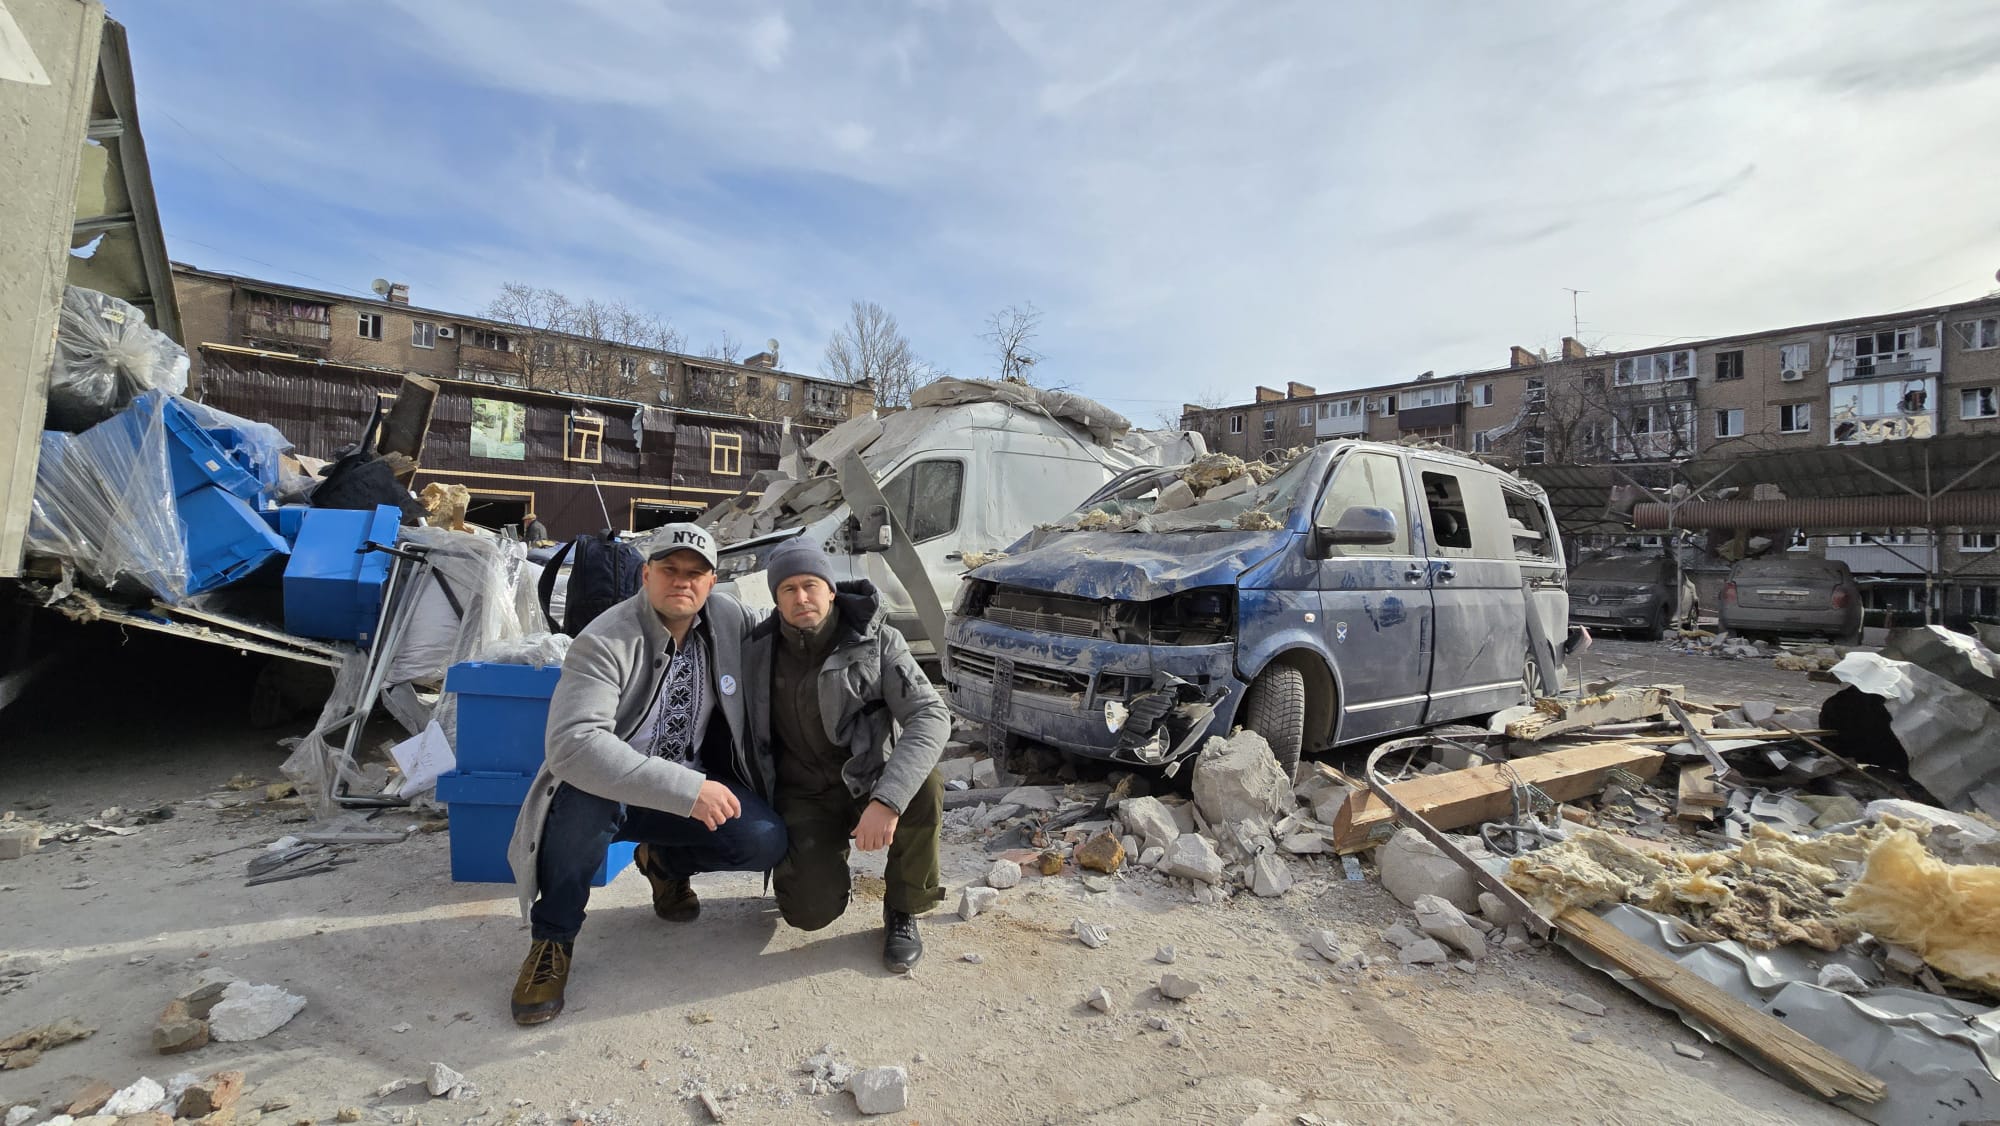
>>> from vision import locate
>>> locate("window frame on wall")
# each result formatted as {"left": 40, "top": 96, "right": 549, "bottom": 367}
{"left": 1779, "top": 403, "right": 1812, "bottom": 433}
{"left": 1612, "top": 349, "right": 1695, "bottom": 386}
{"left": 1298, "top": 405, "right": 1311, "bottom": 426}
{"left": 1715, "top": 408, "right": 1744, "bottom": 438}
{"left": 1229, "top": 414, "right": 1244, "bottom": 434}
{"left": 1962, "top": 532, "right": 1999, "bottom": 552}
{"left": 1962, "top": 387, "right": 1998, "bottom": 420}
{"left": 710, "top": 432, "right": 743, "bottom": 476}
{"left": 1714, "top": 350, "right": 1745, "bottom": 381}
{"left": 1472, "top": 382, "right": 1495, "bottom": 407}
{"left": 356, "top": 312, "right": 383, "bottom": 341}
{"left": 564, "top": 412, "right": 605, "bottom": 464}
{"left": 618, "top": 356, "right": 639, "bottom": 385}
{"left": 1953, "top": 317, "right": 2000, "bottom": 351}
{"left": 1523, "top": 376, "right": 1546, "bottom": 411}
{"left": 1262, "top": 410, "right": 1276, "bottom": 441}
{"left": 411, "top": 320, "right": 438, "bottom": 349}
{"left": 1779, "top": 342, "right": 1811, "bottom": 372}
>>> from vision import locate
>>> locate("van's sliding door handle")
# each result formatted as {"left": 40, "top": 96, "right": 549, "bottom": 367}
{"left": 1435, "top": 565, "right": 1457, "bottom": 583}
{"left": 1403, "top": 565, "right": 1426, "bottom": 583}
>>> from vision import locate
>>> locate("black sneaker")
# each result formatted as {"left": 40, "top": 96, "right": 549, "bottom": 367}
{"left": 883, "top": 906, "right": 923, "bottom": 973}
{"left": 511, "top": 939, "right": 572, "bottom": 1025}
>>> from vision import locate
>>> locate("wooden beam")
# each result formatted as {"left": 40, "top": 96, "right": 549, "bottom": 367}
{"left": 1331, "top": 741, "right": 1666, "bottom": 853}
{"left": 1554, "top": 909, "right": 1884, "bottom": 1103}
{"left": 1505, "top": 686, "right": 1676, "bottom": 741}
{"left": 1675, "top": 764, "right": 1724, "bottom": 821}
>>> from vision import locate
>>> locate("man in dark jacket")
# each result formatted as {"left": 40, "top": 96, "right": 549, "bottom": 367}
{"left": 747, "top": 537, "right": 951, "bottom": 972}
{"left": 506, "top": 523, "right": 785, "bottom": 1025}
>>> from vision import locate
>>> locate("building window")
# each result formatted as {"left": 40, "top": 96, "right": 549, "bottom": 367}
{"left": 1228, "top": 414, "right": 1243, "bottom": 434}
{"left": 1780, "top": 403, "right": 1811, "bottom": 433}
{"left": 1613, "top": 349, "right": 1694, "bottom": 385}
{"left": 1788, "top": 530, "right": 1811, "bottom": 552}
{"left": 647, "top": 358, "right": 666, "bottom": 378}
{"left": 1524, "top": 376, "right": 1545, "bottom": 411}
{"left": 1780, "top": 342, "right": 1811, "bottom": 373}
{"left": 1714, "top": 350, "right": 1744, "bottom": 381}
{"left": 1472, "top": 382, "right": 1494, "bottom": 407}
{"left": 1963, "top": 532, "right": 1999, "bottom": 552}
{"left": 1262, "top": 410, "right": 1276, "bottom": 441}
{"left": 1953, "top": 317, "right": 2000, "bottom": 351}
{"left": 710, "top": 432, "right": 743, "bottom": 476}
{"left": 776, "top": 381, "right": 793, "bottom": 402}
{"left": 467, "top": 328, "right": 513, "bottom": 352}
{"left": 356, "top": 312, "right": 383, "bottom": 341}
{"left": 1971, "top": 586, "right": 2000, "bottom": 619}
{"left": 1523, "top": 428, "right": 1545, "bottom": 465}
{"left": 534, "top": 340, "right": 557, "bottom": 365}
{"left": 1837, "top": 325, "right": 1936, "bottom": 380}
{"left": 1379, "top": 395, "right": 1398, "bottom": 415}
{"left": 1398, "top": 385, "right": 1457, "bottom": 410}
{"left": 1715, "top": 408, "right": 1743, "bottom": 437}
{"left": 1611, "top": 403, "right": 1696, "bottom": 459}
{"left": 1962, "top": 387, "right": 1998, "bottom": 419}
{"left": 618, "top": 356, "right": 639, "bottom": 384}
{"left": 1472, "top": 432, "right": 1493, "bottom": 454}
{"left": 1336, "top": 398, "right": 1361, "bottom": 417}
{"left": 747, "top": 376, "right": 763, "bottom": 396}
{"left": 564, "top": 413, "right": 604, "bottom": 463}
{"left": 412, "top": 321, "right": 437, "bottom": 349}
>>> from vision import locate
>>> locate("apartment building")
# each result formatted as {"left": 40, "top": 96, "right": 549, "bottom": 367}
{"left": 171, "top": 263, "right": 874, "bottom": 431}
{"left": 1181, "top": 293, "right": 2000, "bottom": 623}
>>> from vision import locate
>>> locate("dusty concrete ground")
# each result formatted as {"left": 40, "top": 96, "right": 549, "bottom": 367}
{"left": 0, "top": 634, "right": 1860, "bottom": 1124}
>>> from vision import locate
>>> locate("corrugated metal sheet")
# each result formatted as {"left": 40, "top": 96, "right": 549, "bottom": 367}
{"left": 1634, "top": 493, "right": 2000, "bottom": 530}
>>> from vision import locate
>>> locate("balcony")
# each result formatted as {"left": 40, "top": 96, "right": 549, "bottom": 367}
{"left": 1397, "top": 402, "right": 1462, "bottom": 431}
{"left": 238, "top": 294, "right": 332, "bottom": 353}
{"left": 1314, "top": 414, "right": 1366, "bottom": 439}
{"left": 1827, "top": 538, "right": 1936, "bottom": 576}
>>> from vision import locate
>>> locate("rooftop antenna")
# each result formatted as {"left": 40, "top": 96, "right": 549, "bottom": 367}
{"left": 1562, "top": 288, "right": 1587, "bottom": 340}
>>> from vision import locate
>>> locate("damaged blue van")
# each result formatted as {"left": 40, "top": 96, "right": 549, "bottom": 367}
{"left": 943, "top": 441, "right": 1569, "bottom": 780}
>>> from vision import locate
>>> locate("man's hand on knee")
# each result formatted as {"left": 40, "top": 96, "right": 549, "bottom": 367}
{"left": 690, "top": 780, "right": 741, "bottom": 830}
{"left": 852, "top": 799, "right": 899, "bottom": 852}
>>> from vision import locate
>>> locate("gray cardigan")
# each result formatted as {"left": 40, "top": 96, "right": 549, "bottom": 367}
{"left": 507, "top": 590, "right": 766, "bottom": 918}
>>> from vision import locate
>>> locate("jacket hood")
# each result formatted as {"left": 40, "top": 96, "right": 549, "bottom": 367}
{"left": 831, "top": 579, "right": 886, "bottom": 643}
{"left": 970, "top": 531, "right": 1290, "bottom": 601}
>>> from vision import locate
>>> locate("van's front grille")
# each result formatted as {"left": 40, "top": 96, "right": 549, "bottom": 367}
{"left": 949, "top": 648, "right": 1090, "bottom": 696}
{"left": 982, "top": 605, "right": 1101, "bottom": 638}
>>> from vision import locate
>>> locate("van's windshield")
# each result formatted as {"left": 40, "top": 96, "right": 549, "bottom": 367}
{"left": 1049, "top": 451, "right": 1322, "bottom": 534}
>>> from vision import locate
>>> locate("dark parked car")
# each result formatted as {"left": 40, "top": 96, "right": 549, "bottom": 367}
{"left": 1566, "top": 549, "right": 1698, "bottom": 640}
{"left": 1719, "top": 556, "right": 1863, "bottom": 643}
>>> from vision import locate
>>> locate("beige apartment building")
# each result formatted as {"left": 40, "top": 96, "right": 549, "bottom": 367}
{"left": 1183, "top": 294, "right": 2000, "bottom": 624}
{"left": 171, "top": 263, "right": 874, "bottom": 429}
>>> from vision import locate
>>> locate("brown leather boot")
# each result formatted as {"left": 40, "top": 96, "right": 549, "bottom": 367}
{"left": 510, "top": 938, "right": 571, "bottom": 1025}
{"left": 634, "top": 843, "right": 700, "bottom": 921}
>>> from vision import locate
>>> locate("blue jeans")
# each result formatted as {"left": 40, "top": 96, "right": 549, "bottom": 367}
{"left": 529, "top": 779, "right": 788, "bottom": 943}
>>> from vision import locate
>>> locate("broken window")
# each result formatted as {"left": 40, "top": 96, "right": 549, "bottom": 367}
{"left": 880, "top": 459, "right": 965, "bottom": 543}
{"left": 776, "top": 381, "right": 793, "bottom": 401}
{"left": 1419, "top": 471, "right": 1473, "bottom": 551}
{"left": 565, "top": 413, "right": 604, "bottom": 463}
{"left": 412, "top": 321, "right": 438, "bottom": 349}
{"left": 1954, "top": 318, "right": 2000, "bottom": 351}
{"left": 1473, "top": 382, "right": 1495, "bottom": 407}
{"left": 1262, "top": 410, "right": 1276, "bottom": 441}
{"left": 357, "top": 312, "right": 383, "bottom": 341}
{"left": 1960, "top": 532, "right": 1997, "bottom": 552}
{"left": 709, "top": 432, "right": 742, "bottom": 475}
{"left": 619, "top": 357, "right": 639, "bottom": 384}
{"left": 1788, "top": 530, "right": 1811, "bottom": 551}
{"left": 1502, "top": 488, "right": 1554, "bottom": 559}
{"left": 1313, "top": 451, "right": 1410, "bottom": 557}
{"left": 648, "top": 358, "right": 666, "bottom": 378}
{"left": 1962, "top": 387, "right": 1998, "bottom": 419}
{"left": 1472, "top": 432, "right": 1493, "bottom": 454}
{"left": 468, "top": 328, "right": 513, "bottom": 352}
{"left": 1780, "top": 342, "right": 1811, "bottom": 373}
{"left": 534, "top": 340, "right": 557, "bottom": 365}
{"left": 1780, "top": 403, "right": 1811, "bottom": 433}
{"left": 1714, "top": 350, "right": 1744, "bottom": 381}
{"left": 1613, "top": 349, "right": 1694, "bottom": 386}
{"left": 1523, "top": 428, "right": 1545, "bottom": 465}
{"left": 1715, "top": 409, "right": 1743, "bottom": 438}
{"left": 1524, "top": 376, "right": 1546, "bottom": 411}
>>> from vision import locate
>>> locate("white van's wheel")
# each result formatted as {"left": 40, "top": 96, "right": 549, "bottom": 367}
{"left": 1521, "top": 651, "right": 1546, "bottom": 704}
{"left": 1242, "top": 665, "right": 1306, "bottom": 782}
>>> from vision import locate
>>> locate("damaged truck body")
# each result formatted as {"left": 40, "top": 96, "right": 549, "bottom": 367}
{"left": 945, "top": 441, "right": 1570, "bottom": 779}
{"left": 701, "top": 379, "right": 1204, "bottom": 668}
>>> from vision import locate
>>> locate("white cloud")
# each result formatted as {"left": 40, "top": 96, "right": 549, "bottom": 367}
{"left": 828, "top": 121, "right": 874, "bottom": 152}
{"left": 746, "top": 12, "right": 791, "bottom": 71}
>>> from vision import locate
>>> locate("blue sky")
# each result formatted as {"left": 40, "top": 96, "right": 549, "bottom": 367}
{"left": 117, "top": 1, "right": 2000, "bottom": 420}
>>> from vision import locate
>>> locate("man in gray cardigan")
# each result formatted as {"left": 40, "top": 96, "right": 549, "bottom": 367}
{"left": 507, "top": 523, "right": 784, "bottom": 1025}
{"left": 747, "top": 537, "right": 951, "bottom": 972}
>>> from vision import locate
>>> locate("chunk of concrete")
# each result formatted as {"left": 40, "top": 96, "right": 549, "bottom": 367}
{"left": 1002, "top": 786, "right": 1060, "bottom": 812}
{"left": 207, "top": 982, "right": 306, "bottom": 1042}
{"left": 1412, "top": 894, "right": 1485, "bottom": 958}
{"left": 0, "top": 821, "right": 44, "bottom": 860}
{"left": 1154, "top": 479, "right": 1197, "bottom": 512}
{"left": 1248, "top": 854, "right": 1294, "bottom": 897}
{"left": 969, "top": 757, "right": 998, "bottom": 788}
{"left": 176, "top": 1071, "right": 245, "bottom": 1118}
{"left": 984, "top": 859, "right": 1021, "bottom": 890}
{"left": 1085, "top": 986, "right": 1113, "bottom": 1013}
{"left": 1740, "top": 700, "right": 1777, "bottom": 725}
{"left": 958, "top": 886, "right": 1000, "bottom": 920}
{"left": 1279, "top": 832, "right": 1328, "bottom": 855}
{"left": 99, "top": 1078, "right": 165, "bottom": 1117}
{"left": 1155, "top": 945, "right": 1177, "bottom": 964}
{"left": 1476, "top": 891, "right": 1519, "bottom": 926}
{"left": 1398, "top": 939, "right": 1448, "bottom": 965}
{"left": 425, "top": 1062, "right": 466, "bottom": 1097}
{"left": 1192, "top": 732, "right": 1293, "bottom": 828}
{"left": 1075, "top": 832, "right": 1126, "bottom": 874}
{"left": 1559, "top": 992, "right": 1606, "bottom": 1017}
{"left": 1374, "top": 827, "right": 1482, "bottom": 912}
{"left": 1138, "top": 846, "right": 1165, "bottom": 868}
{"left": 850, "top": 1066, "right": 908, "bottom": 1115}
{"left": 935, "top": 757, "right": 976, "bottom": 786}
{"left": 1116, "top": 796, "right": 1182, "bottom": 854}
{"left": 1072, "top": 919, "right": 1109, "bottom": 949}
{"left": 1203, "top": 475, "right": 1253, "bottom": 502}
{"left": 1380, "top": 923, "right": 1421, "bottom": 950}
{"left": 1308, "top": 930, "right": 1350, "bottom": 964}
{"left": 1160, "top": 833, "right": 1225, "bottom": 884}
{"left": 1158, "top": 974, "right": 1202, "bottom": 1000}
{"left": 151, "top": 999, "right": 209, "bottom": 1055}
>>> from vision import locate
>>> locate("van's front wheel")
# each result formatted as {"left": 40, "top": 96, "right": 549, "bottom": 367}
{"left": 1242, "top": 665, "right": 1306, "bottom": 782}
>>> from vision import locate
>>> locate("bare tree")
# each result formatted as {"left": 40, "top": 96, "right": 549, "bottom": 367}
{"left": 982, "top": 302, "right": 1044, "bottom": 383}
{"left": 821, "top": 299, "right": 944, "bottom": 408}
{"left": 1155, "top": 386, "right": 1231, "bottom": 430}
{"left": 703, "top": 331, "right": 742, "bottom": 364}
{"left": 485, "top": 284, "right": 686, "bottom": 396}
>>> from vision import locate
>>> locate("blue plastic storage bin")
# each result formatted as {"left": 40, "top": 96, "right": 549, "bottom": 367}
{"left": 177, "top": 485, "right": 290, "bottom": 595}
{"left": 83, "top": 392, "right": 263, "bottom": 501}
{"left": 446, "top": 661, "right": 566, "bottom": 775}
{"left": 259, "top": 505, "right": 309, "bottom": 544}
{"left": 435, "top": 769, "right": 634, "bottom": 885}
{"left": 283, "top": 505, "right": 401, "bottom": 642}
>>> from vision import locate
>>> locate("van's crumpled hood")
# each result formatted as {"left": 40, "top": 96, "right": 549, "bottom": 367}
{"left": 972, "top": 530, "right": 1290, "bottom": 602}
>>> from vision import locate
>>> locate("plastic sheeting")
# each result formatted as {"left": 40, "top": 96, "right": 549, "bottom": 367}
{"left": 1563, "top": 904, "right": 2000, "bottom": 1125}
{"left": 27, "top": 393, "right": 188, "bottom": 599}
{"left": 46, "top": 286, "right": 190, "bottom": 431}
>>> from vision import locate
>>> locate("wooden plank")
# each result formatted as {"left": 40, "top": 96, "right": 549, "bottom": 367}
{"left": 1554, "top": 909, "right": 1885, "bottom": 1103}
{"left": 1505, "top": 686, "right": 1676, "bottom": 741}
{"left": 1676, "top": 764, "right": 1724, "bottom": 821}
{"left": 151, "top": 601, "right": 342, "bottom": 657}
{"left": 1331, "top": 741, "right": 1666, "bottom": 853}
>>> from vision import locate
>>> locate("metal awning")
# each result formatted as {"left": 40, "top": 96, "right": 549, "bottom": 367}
{"left": 1675, "top": 434, "right": 2000, "bottom": 502}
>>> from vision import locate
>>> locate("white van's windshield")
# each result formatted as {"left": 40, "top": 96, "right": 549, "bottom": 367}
{"left": 1049, "top": 451, "right": 1321, "bottom": 534}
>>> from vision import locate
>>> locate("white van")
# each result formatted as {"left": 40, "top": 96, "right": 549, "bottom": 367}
{"left": 704, "top": 379, "right": 1204, "bottom": 670}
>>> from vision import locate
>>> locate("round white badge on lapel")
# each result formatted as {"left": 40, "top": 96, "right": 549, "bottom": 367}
{"left": 719, "top": 674, "right": 737, "bottom": 696}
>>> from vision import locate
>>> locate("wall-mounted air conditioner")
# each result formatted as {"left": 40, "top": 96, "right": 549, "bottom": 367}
{"left": 1780, "top": 368, "right": 1803, "bottom": 382}
{"left": 436, "top": 326, "right": 456, "bottom": 339}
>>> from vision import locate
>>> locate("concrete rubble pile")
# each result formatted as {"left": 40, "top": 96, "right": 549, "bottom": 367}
{"left": 1658, "top": 627, "right": 1846, "bottom": 669}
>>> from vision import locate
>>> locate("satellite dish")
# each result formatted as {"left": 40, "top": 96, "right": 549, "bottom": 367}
{"left": 767, "top": 338, "right": 780, "bottom": 354}
{"left": 370, "top": 278, "right": 391, "bottom": 296}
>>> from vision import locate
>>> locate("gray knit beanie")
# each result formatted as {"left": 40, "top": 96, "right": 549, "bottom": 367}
{"left": 766, "top": 536, "right": 838, "bottom": 597}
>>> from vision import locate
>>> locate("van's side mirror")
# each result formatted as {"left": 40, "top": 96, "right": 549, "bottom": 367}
{"left": 857, "top": 505, "right": 893, "bottom": 553}
{"left": 1315, "top": 505, "right": 1397, "bottom": 553}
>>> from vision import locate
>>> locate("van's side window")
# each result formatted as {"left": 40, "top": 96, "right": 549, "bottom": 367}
{"left": 1502, "top": 489, "right": 1556, "bottom": 560}
{"left": 1314, "top": 452, "right": 1410, "bottom": 556}
{"left": 1420, "top": 471, "right": 1474, "bottom": 552}
{"left": 880, "top": 459, "right": 965, "bottom": 543}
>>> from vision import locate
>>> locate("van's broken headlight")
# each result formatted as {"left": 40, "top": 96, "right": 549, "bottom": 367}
{"left": 1139, "top": 587, "right": 1235, "bottom": 645}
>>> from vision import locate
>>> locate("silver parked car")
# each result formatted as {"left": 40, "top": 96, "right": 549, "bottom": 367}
{"left": 1566, "top": 549, "right": 1698, "bottom": 640}
{"left": 1719, "top": 556, "right": 1863, "bottom": 643}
